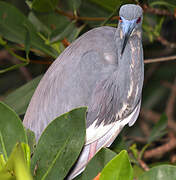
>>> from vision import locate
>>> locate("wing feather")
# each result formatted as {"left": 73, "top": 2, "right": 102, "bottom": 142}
{"left": 86, "top": 100, "right": 141, "bottom": 145}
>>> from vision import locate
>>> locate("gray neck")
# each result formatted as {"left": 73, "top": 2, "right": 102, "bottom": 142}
{"left": 113, "top": 26, "right": 144, "bottom": 108}
{"left": 87, "top": 25, "right": 144, "bottom": 126}
{"left": 114, "top": 26, "right": 143, "bottom": 67}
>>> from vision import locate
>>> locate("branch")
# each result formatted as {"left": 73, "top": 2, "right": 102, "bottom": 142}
{"left": 157, "top": 36, "right": 176, "bottom": 48}
{"left": 56, "top": 4, "right": 176, "bottom": 22}
{"left": 140, "top": 109, "right": 176, "bottom": 132}
{"left": 138, "top": 159, "right": 149, "bottom": 171}
{"left": 144, "top": 136, "right": 176, "bottom": 159}
{"left": 56, "top": 8, "right": 119, "bottom": 21}
{"left": 142, "top": 4, "right": 175, "bottom": 18}
{"left": 144, "top": 55, "right": 176, "bottom": 64}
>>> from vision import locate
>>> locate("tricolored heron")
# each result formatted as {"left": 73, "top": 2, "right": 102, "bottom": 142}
{"left": 23, "top": 4, "right": 144, "bottom": 179}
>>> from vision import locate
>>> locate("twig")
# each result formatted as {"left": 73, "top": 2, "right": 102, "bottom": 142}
{"left": 138, "top": 159, "right": 149, "bottom": 171}
{"left": 144, "top": 55, "right": 176, "bottom": 64}
{"left": 0, "top": 50, "right": 32, "bottom": 81}
{"left": 141, "top": 108, "right": 176, "bottom": 132}
{"left": 165, "top": 78, "right": 176, "bottom": 133}
{"left": 165, "top": 79, "right": 176, "bottom": 120}
{"left": 171, "top": 154, "right": 176, "bottom": 163}
{"left": 157, "top": 36, "right": 176, "bottom": 48}
{"left": 11, "top": 57, "right": 32, "bottom": 82}
{"left": 57, "top": 4, "right": 176, "bottom": 22}
{"left": 144, "top": 137, "right": 176, "bottom": 159}
{"left": 142, "top": 4, "right": 175, "bottom": 18}
{"left": 56, "top": 8, "right": 118, "bottom": 21}
{"left": 30, "top": 60, "right": 52, "bottom": 65}
{"left": 162, "top": 81, "right": 176, "bottom": 90}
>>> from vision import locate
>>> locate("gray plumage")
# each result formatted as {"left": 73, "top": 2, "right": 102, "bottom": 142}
{"left": 23, "top": 4, "right": 144, "bottom": 179}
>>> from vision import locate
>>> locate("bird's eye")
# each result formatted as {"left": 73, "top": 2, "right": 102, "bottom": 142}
{"left": 136, "top": 17, "right": 141, "bottom": 24}
{"left": 118, "top": 16, "right": 122, "bottom": 23}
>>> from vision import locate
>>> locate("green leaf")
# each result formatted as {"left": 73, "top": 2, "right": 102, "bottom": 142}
{"left": 32, "top": 0, "right": 59, "bottom": 12}
{"left": 28, "top": 12, "right": 51, "bottom": 35}
{"left": 0, "top": 102, "right": 27, "bottom": 160}
{"left": 110, "top": 135, "right": 127, "bottom": 154}
{"left": 24, "top": 24, "right": 31, "bottom": 57}
{"left": 0, "top": 36, "right": 7, "bottom": 46}
{"left": 31, "top": 107, "right": 87, "bottom": 180}
{"left": 0, "top": 143, "right": 32, "bottom": 180}
{"left": 30, "top": 12, "right": 70, "bottom": 35}
{"left": 129, "top": 144, "right": 138, "bottom": 159}
{"left": 26, "top": 129, "right": 36, "bottom": 156}
{"left": 153, "top": 17, "right": 164, "bottom": 37}
{"left": 79, "top": 1, "right": 110, "bottom": 27}
{"left": 50, "top": 21, "right": 76, "bottom": 43}
{"left": 75, "top": 148, "right": 116, "bottom": 180}
{"left": 100, "top": 150, "right": 133, "bottom": 180}
{"left": 0, "top": 154, "right": 6, "bottom": 171}
{"left": 138, "top": 165, "right": 176, "bottom": 180}
{"left": 64, "top": 0, "right": 82, "bottom": 11}
{"left": 3, "top": 75, "right": 42, "bottom": 115}
{"left": 150, "top": 1, "right": 176, "bottom": 8}
{"left": 88, "top": 0, "right": 122, "bottom": 12}
{"left": 21, "top": 143, "right": 31, "bottom": 168}
{"left": 72, "top": 0, "right": 82, "bottom": 11}
{"left": 148, "top": 114, "right": 167, "bottom": 143}
{"left": 0, "top": 1, "right": 58, "bottom": 57}
{"left": 133, "top": 165, "right": 145, "bottom": 179}
{"left": 67, "top": 24, "right": 86, "bottom": 42}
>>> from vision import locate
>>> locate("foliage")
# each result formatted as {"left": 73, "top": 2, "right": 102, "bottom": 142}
{"left": 100, "top": 150, "right": 133, "bottom": 180}
{"left": 0, "top": 102, "right": 87, "bottom": 180}
{"left": 0, "top": 0, "right": 176, "bottom": 179}
{"left": 0, "top": 102, "right": 174, "bottom": 179}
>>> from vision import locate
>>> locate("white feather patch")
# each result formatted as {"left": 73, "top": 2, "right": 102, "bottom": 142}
{"left": 86, "top": 102, "right": 141, "bottom": 145}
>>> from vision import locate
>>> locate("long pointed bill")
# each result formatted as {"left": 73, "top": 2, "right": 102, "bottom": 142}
{"left": 121, "top": 20, "right": 136, "bottom": 55}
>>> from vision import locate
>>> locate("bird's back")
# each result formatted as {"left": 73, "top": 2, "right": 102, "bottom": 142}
{"left": 23, "top": 26, "right": 119, "bottom": 139}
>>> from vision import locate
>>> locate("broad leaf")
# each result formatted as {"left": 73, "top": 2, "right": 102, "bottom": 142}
{"left": 31, "top": 107, "right": 87, "bottom": 180}
{"left": 110, "top": 135, "right": 127, "bottom": 154}
{"left": 75, "top": 148, "right": 116, "bottom": 180}
{"left": 79, "top": 1, "right": 110, "bottom": 27}
{"left": 63, "top": 0, "right": 82, "bottom": 11}
{"left": 28, "top": 12, "right": 51, "bottom": 35}
{"left": 0, "top": 143, "right": 32, "bottom": 180}
{"left": 149, "top": 0, "right": 176, "bottom": 8}
{"left": 32, "top": 0, "right": 59, "bottom": 12}
{"left": 26, "top": 129, "right": 36, "bottom": 155}
{"left": 138, "top": 165, "right": 176, "bottom": 180}
{"left": 0, "top": 102, "right": 27, "bottom": 160}
{"left": 133, "top": 165, "right": 145, "bottom": 179}
{"left": 0, "top": 1, "right": 58, "bottom": 57}
{"left": 100, "top": 150, "right": 133, "bottom": 180}
{"left": 29, "top": 12, "right": 70, "bottom": 34}
{"left": 4, "top": 75, "right": 42, "bottom": 115}
{"left": 88, "top": 0, "right": 122, "bottom": 12}
{"left": 50, "top": 21, "right": 76, "bottom": 43}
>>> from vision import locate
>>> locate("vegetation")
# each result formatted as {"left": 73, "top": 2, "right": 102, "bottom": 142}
{"left": 0, "top": 0, "right": 176, "bottom": 179}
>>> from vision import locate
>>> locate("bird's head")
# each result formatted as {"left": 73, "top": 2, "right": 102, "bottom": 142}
{"left": 118, "top": 4, "right": 143, "bottom": 55}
